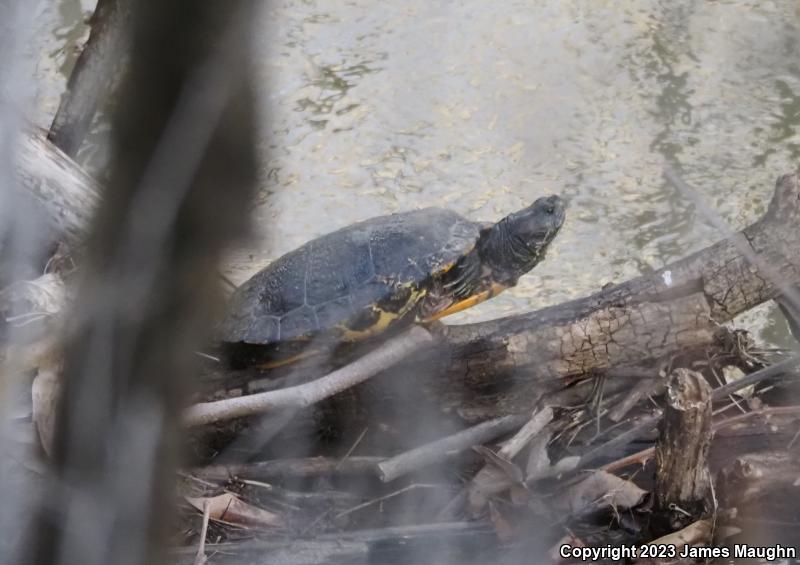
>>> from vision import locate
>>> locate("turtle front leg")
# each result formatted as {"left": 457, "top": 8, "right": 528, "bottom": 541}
{"left": 417, "top": 291, "right": 455, "bottom": 322}
{"left": 420, "top": 283, "right": 508, "bottom": 322}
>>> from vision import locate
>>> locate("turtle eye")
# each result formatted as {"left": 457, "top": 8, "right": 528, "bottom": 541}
{"left": 545, "top": 205, "right": 555, "bottom": 215}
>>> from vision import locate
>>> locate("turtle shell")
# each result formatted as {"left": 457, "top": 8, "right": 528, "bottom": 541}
{"left": 218, "top": 208, "right": 482, "bottom": 346}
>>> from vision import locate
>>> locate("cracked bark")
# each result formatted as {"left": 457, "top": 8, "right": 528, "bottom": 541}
{"left": 652, "top": 368, "right": 712, "bottom": 536}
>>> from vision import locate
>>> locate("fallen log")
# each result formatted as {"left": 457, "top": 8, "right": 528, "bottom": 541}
{"left": 196, "top": 455, "right": 384, "bottom": 482}
{"left": 170, "top": 522, "right": 495, "bottom": 565}
{"left": 376, "top": 413, "right": 528, "bottom": 483}
{"left": 1, "top": 131, "right": 97, "bottom": 379}
{"left": 0, "top": 130, "right": 100, "bottom": 285}
{"left": 12, "top": 130, "right": 100, "bottom": 248}
{"left": 48, "top": 0, "right": 131, "bottom": 157}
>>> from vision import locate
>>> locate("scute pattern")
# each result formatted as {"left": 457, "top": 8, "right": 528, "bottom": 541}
{"left": 218, "top": 207, "right": 481, "bottom": 344}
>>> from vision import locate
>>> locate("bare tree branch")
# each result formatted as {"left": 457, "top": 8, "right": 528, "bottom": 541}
{"left": 377, "top": 414, "right": 528, "bottom": 483}
{"left": 184, "top": 327, "right": 434, "bottom": 426}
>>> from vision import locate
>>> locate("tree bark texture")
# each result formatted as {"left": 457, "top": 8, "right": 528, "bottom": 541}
{"left": 48, "top": 0, "right": 131, "bottom": 157}
{"left": 652, "top": 368, "right": 712, "bottom": 535}
{"left": 21, "top": 2, "right": 259, "bottom": 565}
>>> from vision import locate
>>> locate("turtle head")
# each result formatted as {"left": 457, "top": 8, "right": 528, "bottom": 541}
{"left": 479, "top": 195, "right": 565, "bottom": 284}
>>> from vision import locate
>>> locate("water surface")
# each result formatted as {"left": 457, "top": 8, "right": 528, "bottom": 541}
{"left": 238, "top": 0, "right": 800, "bottom": 350}
{"left": 38, "top": 0, "right": 800, "bottom": 349}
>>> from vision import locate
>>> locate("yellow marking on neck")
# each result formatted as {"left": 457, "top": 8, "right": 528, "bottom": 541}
{"left": 422, "top": 282, "right": 508, "bottom": 322}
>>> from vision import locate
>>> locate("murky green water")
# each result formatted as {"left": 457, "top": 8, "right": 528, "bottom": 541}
{"left": 37, "top": 0, "right": 800, "bottom": 349}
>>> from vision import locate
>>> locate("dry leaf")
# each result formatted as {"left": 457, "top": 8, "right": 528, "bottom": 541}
{"left": 473, "top": 445, "right": 524, "bottom": 483}
{"left": 509, "top": 483, "right": 530, "bottom": 506}
{"left": 551, "top": 471, "right": 646, "bottom": 518}
{"left": 468, "top": 446, "right": 528, "bottom": 514}
{"left": 525, "top": 432, "right": 551, "bottom": 481}
{"left": 32, "top": 363, "right": 62, "bottom": 457}
{"left": 722, "top": 365, "right": 753, "bottom": 398}
{"left": 185, "top": 493, "right": 282, "bottom": 529}
{"left": 488, "top": 502, "right": 516, "bottom": 542}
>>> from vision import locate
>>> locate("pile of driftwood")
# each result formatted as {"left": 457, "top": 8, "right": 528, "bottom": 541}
{"left": 3, "top": 2, "right": 800, "bottom": 564}
{"left": 171, "top": 174, "right": 800, "bottom": 563}
{"left": 6, "top": 123, "right": 800, "bottom": 562}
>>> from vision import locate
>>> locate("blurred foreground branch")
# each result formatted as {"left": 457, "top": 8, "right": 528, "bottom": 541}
{"left": 20, "top": 2, "right": 258, "bottom": 565}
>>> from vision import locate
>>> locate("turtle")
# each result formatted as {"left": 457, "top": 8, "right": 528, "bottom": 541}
{"left": 219, "top": 195, "right": 565, "bottom": 367}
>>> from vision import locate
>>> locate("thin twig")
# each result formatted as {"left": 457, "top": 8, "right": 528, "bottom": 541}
{"left": 377, "top": 414, "right": 529, "bottom": 483}
{"left": 600, "top": 446, "right": 654, "bottom": 473}
{"left": 709, "top": 356, "right": 800, "bottom": 400}
{"left": 184, "top": 326, "right": 435, "bottom": 426}
{"left": 583, "top": 358, "right": 800, "bottom": 469}
{"left": 600, "top": 404, "right": 800, "bottom": 473}
{"left": 217, "top": 271, "right": 238, "bottom": 292}
{"left": 712, "top": 405, "right": 800, "bottom": 430}
{"left": 334, "top": 483, "right": 439, "bottom": 519}
{"left": 336, "top": 426, "right": 368, "bottom": 470}
{"left": 787, "top": 426, "right": 800, "bottom": 450}
{"left": 497, "top": 407, "right": 554, "bottom": 456}
{"left": 576, "top": 411, "right": 663, "bottom": 470}
{"left": 193, "top": 351, "right": 220, "bottom": 362}
{"left": 194, "top": 500, "right": 211, "bottom": 565}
